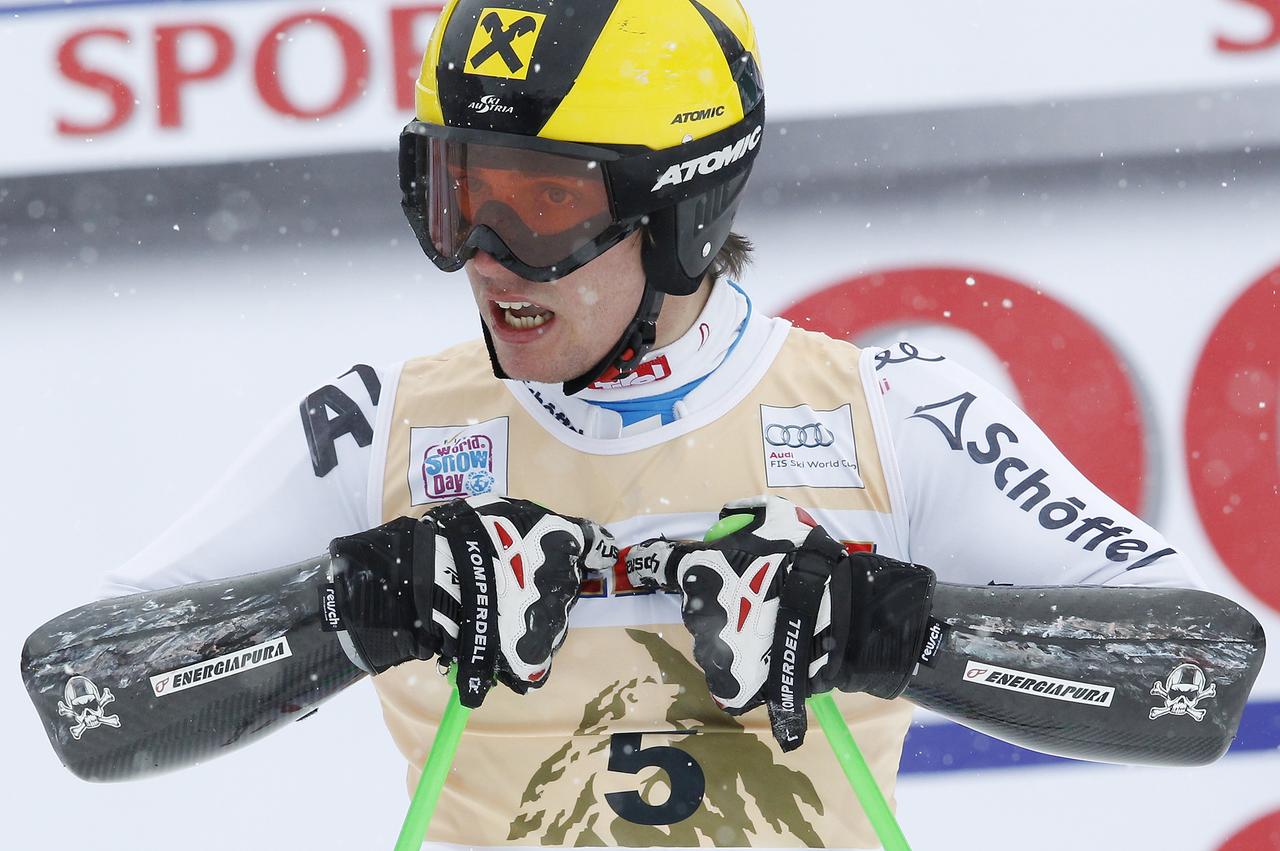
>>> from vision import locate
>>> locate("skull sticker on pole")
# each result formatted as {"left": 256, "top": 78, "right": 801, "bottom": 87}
{"left": 1149, "top": 663, "right": 1217, "bottom": 722}
{"left": 57, "top": 675, "right": 121, "bottom": 740}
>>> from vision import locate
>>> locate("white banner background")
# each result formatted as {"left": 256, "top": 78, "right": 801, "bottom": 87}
{"left": 2, "top": 1, "right": 1279, "bottom": 849}
{"left": 2, "top": 0, "right": 1280, "bottom": 175}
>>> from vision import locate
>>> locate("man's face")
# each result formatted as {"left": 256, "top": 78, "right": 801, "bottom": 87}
{"left": 467, "top": 232, "right": 645, "bottom": 383}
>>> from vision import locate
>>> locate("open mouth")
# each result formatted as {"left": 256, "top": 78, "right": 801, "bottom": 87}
{"left": 494, "top": 300, "right": 555, "bottom": 330}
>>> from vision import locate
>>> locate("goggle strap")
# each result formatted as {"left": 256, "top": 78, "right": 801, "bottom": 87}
{"left": 607, "top": 101, "right": 766, "bottom": 220}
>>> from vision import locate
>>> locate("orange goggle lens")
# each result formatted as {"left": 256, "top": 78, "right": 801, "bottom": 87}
{"left": 426, "top": 138, "right": 616, "bottom": 270}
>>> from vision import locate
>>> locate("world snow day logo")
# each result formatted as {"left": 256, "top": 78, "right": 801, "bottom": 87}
{"left": 425, "top": 434, "right": 496, "bottom": 499}
{"left": 409, "top": 418, "right": 510, "bottom": 506}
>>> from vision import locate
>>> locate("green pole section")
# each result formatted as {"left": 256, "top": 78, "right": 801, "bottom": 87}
{"left": 706, "top": 514, "right": 911, "bottom": 851}
{"left": 392, "top": 514, "right": 912, "bottom": 849}
{"left": 810, "top": 693, "right": 912, "bottom": 851}
{"left": 395, "top": 668, "right": 472, "bottom": 851}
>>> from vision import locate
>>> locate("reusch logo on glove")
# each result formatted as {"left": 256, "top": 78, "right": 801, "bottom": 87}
{"left": 318, "top": 584, "right": 344, "bottom": 632}
{"left": 918, "top": 619, "right": 947, "bottom": 668}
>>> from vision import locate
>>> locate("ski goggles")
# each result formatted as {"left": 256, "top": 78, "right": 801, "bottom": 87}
{"left": 399, "top": 104, "right": 766, "bottom": 282}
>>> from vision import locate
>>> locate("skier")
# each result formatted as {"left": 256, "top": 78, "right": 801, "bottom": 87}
{"left": 21, "top": 1, "right": 1265, "bottom": 849}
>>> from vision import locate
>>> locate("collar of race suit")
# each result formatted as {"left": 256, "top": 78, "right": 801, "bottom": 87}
{"left": 518, "top": 279, "right": 752, "bottom": 438}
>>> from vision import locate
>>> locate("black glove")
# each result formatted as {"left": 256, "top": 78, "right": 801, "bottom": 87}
{"left": 328, "top": 495, "right": 616, "bottom": 707}
{"left": 625, "top": 495, "right": 935, "bottom": 750}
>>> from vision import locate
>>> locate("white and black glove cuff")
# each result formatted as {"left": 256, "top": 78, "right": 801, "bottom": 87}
{"left": 329, "top": 496, "right": 615, "bottom": 708}
{"left": 626, "top": 495, "right": 934, "bottom": 750}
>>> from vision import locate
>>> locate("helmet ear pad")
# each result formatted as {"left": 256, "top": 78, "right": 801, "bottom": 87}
{"left": 646, "top": 169, "right": 752, "bottom": 297}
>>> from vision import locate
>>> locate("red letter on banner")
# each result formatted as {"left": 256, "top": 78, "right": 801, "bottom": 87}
{"left": 155, "top": 24, "right": 235, "bottom": 129}
{"left": 391, "top": 5, "right": 444, "bottom": 111}
{"left": 1216, "top": 0, "right": 1280, "bottom": 52}
{"left": 1186, "top": 267, "right": 1280, "bottom": 613}
{"left": 57, "top": 29, "right": 135, "bottom": 135}
{"left": 779, "top": 267, "right": 1150, "bottom": 514}
{"left": 255, "top": 13, "right": 369, "bottom": 119}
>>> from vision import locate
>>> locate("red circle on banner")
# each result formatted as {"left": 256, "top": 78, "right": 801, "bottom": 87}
{"left": 779, "top": 267, "right": 1148, "bottom": 513}
{"left": 1186, "top": 267, "right": 1280, "bottom": 613}
{"left": 1218, "top": 809, "right": 1280, "bottom": 850}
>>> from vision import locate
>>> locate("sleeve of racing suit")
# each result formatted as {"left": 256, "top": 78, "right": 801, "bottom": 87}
{"left": 22, "top": 365, "right": 392, "bottom": 780}
{"left": 100, "top": 363, "right": 391, "bottom": 596}
{"left": 866, "top": 343, "right": 1203, "bottom": 590}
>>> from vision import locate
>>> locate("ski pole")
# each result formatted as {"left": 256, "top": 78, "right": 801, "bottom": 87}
{"left": 398, "top": 524, "right": 913, "bottom": 851}
{"left": 810, "top": 692, "right": 911, "bottom": 851}
{"left": 703, "top": 515, "right": 911, "bottom": 851}
{"left": 395, "top": 667, "right": 471, "bottom": 851}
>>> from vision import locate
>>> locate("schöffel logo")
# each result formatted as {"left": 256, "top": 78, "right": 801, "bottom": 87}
{"left": 409, "top": 419, "right": 510, "bottom": 506}
{"left": 150, "top": 637, "right": 292, "bottom": 697}
{"left": 909, "top": 392, "right": 1177, "bottom": 570}
{"left": 765, "top": 423, "right": 834, "bottom": 449}
{"left": 759, "top": 404, "right": 863, "bottom": 489}
{"left": 652, "top": 125, "right": 763, "bottom": 192}
{"left": 963, "top": 661, "right": 1114, "bottom": 707}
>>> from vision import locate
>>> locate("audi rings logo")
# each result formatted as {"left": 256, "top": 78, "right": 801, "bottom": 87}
{"left": 765, "top": 423, "right": 835, "bottom": 448}
{"left": 760, "top": 404, "right": 863, "bottom": 489}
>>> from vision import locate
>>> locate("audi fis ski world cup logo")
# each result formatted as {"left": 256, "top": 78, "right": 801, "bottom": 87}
{"left": 962, "top": 661, "right": 1115, "bottom": 707}
{"left": 150, "top": 636, "right": 292, "bottom": 697}
{"left": 765, "top": 423, "right": 835, "bottom": 449}
{"left": 409, "top": 418, "right": 510, "bottom": 506}
{"left": 760, "top": 404, "right": 863, "bottom": 489}
{"left": 58, "top": 675, "right": 120, "bottom": 741}
{"left": 465, "top": 8, "right": 547, "bottom": 80}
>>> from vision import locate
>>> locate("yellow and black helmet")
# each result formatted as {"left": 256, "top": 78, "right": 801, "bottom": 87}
{"left": 399, "top": 0, "right": 765, "bottom": 391}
